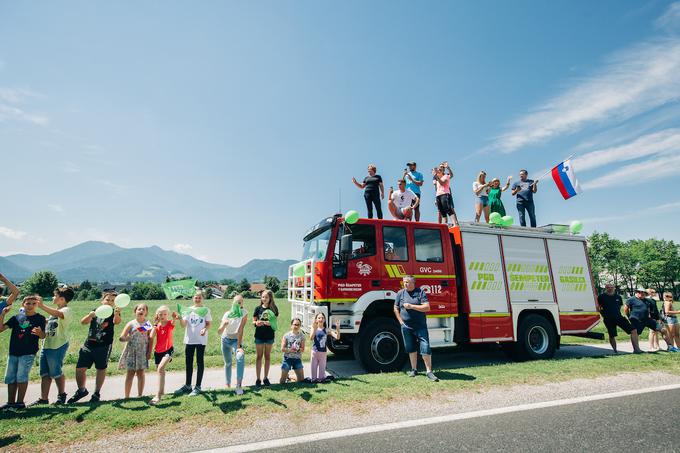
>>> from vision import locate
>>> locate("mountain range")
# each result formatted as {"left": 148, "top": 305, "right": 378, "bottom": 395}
{"left": 0, "top": 241, "right": 296, "bottom": 283}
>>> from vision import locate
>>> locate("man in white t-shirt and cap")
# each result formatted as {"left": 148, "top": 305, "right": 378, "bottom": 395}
{"left": 388, "top": 179, "right": 420, "bottom": 221}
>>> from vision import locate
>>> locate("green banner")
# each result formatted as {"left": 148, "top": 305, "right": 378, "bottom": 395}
{"left": 162, "top": 279, "right": 197, "bottom": 300}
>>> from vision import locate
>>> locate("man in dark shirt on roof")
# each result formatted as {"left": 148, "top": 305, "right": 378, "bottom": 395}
{"left": 597, "top": 283, "right": 640, "bottom": 353}
{"left": 625, "top": 288, "right": 677, "bottom": 352}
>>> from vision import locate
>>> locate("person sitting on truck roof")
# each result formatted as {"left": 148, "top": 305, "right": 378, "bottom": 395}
{"left": 511, "top": 169, "right": 538, "bottom": 227}
{"left": 393, "top": 276, "right": 438, "bottom": 382}
{"left": 625, "top": 289, "right": 678, "bottom": 352}
{"left": 597, "top": 283, "right": 641, "bottom": 354}
{"left": 388, "top": 179, "right": 419, "bottom": 221}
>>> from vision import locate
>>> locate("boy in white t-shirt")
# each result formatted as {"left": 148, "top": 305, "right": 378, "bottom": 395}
{"left": 388, "top": 179, "right": 420, "bottom": 221}
{"left": 175, "top": 291, "right": 212, "bottom": 396}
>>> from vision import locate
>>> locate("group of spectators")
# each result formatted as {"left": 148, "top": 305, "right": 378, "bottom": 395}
{"left": 597, "top": 284, "right": 680, "bottom": 353}
{"left": 352, "top": 162, "right": 539, "bottom": 227}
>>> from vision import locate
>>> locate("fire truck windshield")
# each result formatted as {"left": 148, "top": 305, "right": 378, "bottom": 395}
{"left": 301, "top": 227, "right": 332, "bottom": 261}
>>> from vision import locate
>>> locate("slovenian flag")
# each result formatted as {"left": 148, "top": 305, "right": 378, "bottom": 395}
{"left": 551, "top": 159, "right": 582, "bottom": 200}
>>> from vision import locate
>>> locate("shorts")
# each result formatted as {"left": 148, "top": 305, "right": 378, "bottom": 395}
{"left": 665, "top": 316, "right": 678, "bottom": 326}
{"left": 281, "top": 356, "right": 304, "bottom": 371}
{"left": 255, "top": 338, "right": 275, "bottom": 345}
{"left": 436, "top": 194, "right": 455, "bottom": 217}
{"left": 629, "top": 317, "right": 662, "bottom": 335}
{"left": 476, "top": 196, "right": 489, "bottom": 207}
{"left": 154, "top": 347, "right": 174, "bottom": 366}
{"left": 76, "top": 343, "right": 112, "bottom": 370}
{"left": 602, "top": 315, "right": 633, "bottom": 337}
{"left": 394, "top": 207, "right": 412, "bottom": 220}
{"left": 4, "top": 354, "right": 35, "bottom": 384}
{"left": 39, "top": 342, "right": 69, "bottom": 378}
{"left": 401, "top": 325, "right": 432, "bottom": 356}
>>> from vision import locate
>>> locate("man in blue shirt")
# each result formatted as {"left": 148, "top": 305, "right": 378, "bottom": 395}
{"left": 404, "top": 162, "right": 424, "bottom": 222}
{"left": 625, "top": 288, "right": 677, "bottom": 352}
{"left": 511, "top": 169, "right": 538, "bottom": 227}
{"left": 394, "top": 276, "right": 438, "bottom": 381}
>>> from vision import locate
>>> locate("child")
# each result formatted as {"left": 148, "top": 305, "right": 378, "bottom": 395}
{"left": 68, "top": 292, "right": 122, "bottom": 403}
{"left": 149, "top": 305, "right": 179, "bottom": 405}
{"left": 218, "top": 295, "right": 248, "bottom": 395}
{"left": 30, "top": 286, "right": 75, "bottom": 406}
{"left": 0, "top": 272, "right": 19, "bottom": 313}
{"left": 309, "top": 312, "right": 340, "bottom": 383}
{"left": 280, "top": 318, "right": 305, "bottom": 384}
{"left": 253, "top": 290, "right": 279, "bottom": 387}
{"left": 118, "top": 303, "right": 153, "bottom": 399}
{"left": 0, "top": 295, "right": 46, "bottom": 410}
{"left": 175, "top": 290, "right": 212, "bottom": 396}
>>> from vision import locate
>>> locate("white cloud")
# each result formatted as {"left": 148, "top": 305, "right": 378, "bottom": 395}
{"left": 0, "top": 104, "right": 49, "bottom": 125}
{"left": 490, "top": 38, "right": 680, "bottom": 153}
{"left": 0, "top": 226, "right": 27, "bottom": 240}
{"left": 656, "top": 2, "right": 680, "bottom": 31}
{"left": 0, "top": 87, "right": 42, "bottom": 104}
{"left": 582, "top": 153, "right": 680, "bottom": 190}
{"left": 575, "top": 128, "right": 680, "bottom": 171}
{"left": 582, "top": 201, "right": 680, "bottom": 224}
{"left": 173, "top": 243, "right": 193, "bottom": 254}
{"left": 48, "top": 204, "right": 64, "bottom": 214}
{"left": 61, "top": 161, "right": 80, "bottom": 173}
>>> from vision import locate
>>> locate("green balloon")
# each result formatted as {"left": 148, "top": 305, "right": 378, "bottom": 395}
{"left": 489, "top": 212, "right": 502, "bottom": 225}
{"left": 95, "top": 304, "right": 113, "bottom": 319}
{"left": 501, "top": 215, "right": 514, "bottom": 226}
{"left": 570, "top": 220, "right": 583, "bottom": 234}
{"left": 345, "top": 210, "right": 360, "bottom": 225}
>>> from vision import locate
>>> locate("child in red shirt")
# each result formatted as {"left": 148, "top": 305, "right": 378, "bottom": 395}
{"left": 149, "top": 305, "right": 179, "bottom": 405}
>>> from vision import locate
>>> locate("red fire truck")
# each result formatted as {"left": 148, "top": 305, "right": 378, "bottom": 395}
{"left": 288, "top": 214, "right": 601, "bottom": 372}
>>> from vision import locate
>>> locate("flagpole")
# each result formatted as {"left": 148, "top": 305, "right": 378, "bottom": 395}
{"left": 532, "top": 153, "right": 576, "bottom": 187}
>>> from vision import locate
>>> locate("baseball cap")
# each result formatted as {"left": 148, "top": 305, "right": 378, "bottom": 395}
{"left": 406, "top": 161, "right": 416, "bottom": 166}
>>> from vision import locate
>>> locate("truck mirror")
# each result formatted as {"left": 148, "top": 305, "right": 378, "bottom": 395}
{"left": 340, "top": 234, "right": 353, "bottom": 256}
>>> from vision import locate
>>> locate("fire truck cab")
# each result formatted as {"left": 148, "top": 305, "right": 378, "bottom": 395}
{"left": 288, "top": 214, "right": 600, "bottom": 372}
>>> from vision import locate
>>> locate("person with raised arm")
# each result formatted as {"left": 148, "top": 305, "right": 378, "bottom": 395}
{"left": 404, "top": 161, "right": 424, "bottom": 221}
{"left": 0, "top": 272, "right": 19, "bottom": 313}
{"left": 352, "top": 164, "right": 384, "bottom": 219}
{"left": 511, "top": 169, "right": 538, "bottom": 227}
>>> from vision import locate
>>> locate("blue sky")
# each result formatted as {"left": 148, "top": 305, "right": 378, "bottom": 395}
{"left": 1, "top": 1, "right": 680, "bottom": 265}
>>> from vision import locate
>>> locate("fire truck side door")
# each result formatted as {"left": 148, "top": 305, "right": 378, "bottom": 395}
{"left": 412, "top": 227, "right": 454, "bottom": 316}
{"left": 330, "top": 223, "right": 379, "bottom": 301}
{"left": 382, "top": 225, "right": 412, "bottom": 293}
{"left": 461, "top": 232, "right": 511, "bottom": 340}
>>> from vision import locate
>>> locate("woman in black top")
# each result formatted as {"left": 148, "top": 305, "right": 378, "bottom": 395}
{"left": 253, "top": 290, "right": 279, "bottom": 387}
{"left": 352, "top": 164, "right": 384, "bottom": 219}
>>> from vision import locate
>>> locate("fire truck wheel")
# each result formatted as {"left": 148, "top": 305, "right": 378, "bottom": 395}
{"left": 355, "top": 317, "right": 407, "bottom": 373}
{"left": 513, "top": 314, "right": 557, "bottom": 361}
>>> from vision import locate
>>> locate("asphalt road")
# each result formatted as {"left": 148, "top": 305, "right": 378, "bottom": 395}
{"left": 262, "top": 388, "right": 680, "bottom": 452}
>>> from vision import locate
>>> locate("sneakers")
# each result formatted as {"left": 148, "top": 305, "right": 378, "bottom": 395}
{"left": 235, "top": 386, "right": 244, "bottom": 396}
{"left": 255, "top": 379, "right": 262, "bottom": 388}
{"left": 189, "top": 386, "right": 202, "bottom": 396}
{"left": 407, "top": 369, "right": 417, "bottom": 378}
{"left": 90, "top": 392, "right": 101, "bottom": 403}
{"left": 668, "top": 346, "right": 679, "bottom": 352}
{"left": 149, "top": 396, "right": 161, "bottom": 406}
{"left": 263, "top": 378, "right": 271, "bottom": 386}
{"left": 28, "top": 398, "right": 49, "bottom": 407}
{"left": 55, "top": 393, "right": 67, "bottom": 405}
{"left": 67, "top": 388, "right": 89, "bottom": 404}
{"left": 426, "top": 371, "right": 439, "bottom": 382}
{"left": 0, "top": 402, "right": 25, "bottom": 411}
{"left": 174, "top": 384, "right": 192, "bottom": 395}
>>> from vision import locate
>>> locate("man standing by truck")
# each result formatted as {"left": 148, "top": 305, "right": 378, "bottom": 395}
{"left": 625, "top": 288, "right": 678, "bottom": 352}
{"left": 393, "top": 276, "right": 438, "bottom": 381}
{"left": 597, "top": 283, "right": 641, "bottom": 353}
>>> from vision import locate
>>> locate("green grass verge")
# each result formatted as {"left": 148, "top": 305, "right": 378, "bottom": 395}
{"left": 0, "top": 298, "right": 291, "bottom": 382}
{"left": 2, "top": 351, "right": 680, "bottom": 447}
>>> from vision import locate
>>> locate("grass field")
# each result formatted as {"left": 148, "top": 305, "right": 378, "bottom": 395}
{"left": 2, "top": 350, "right": 679, "bottom": 448}
{"left": 0, "top": 298, "right": 291, "bottom": 382}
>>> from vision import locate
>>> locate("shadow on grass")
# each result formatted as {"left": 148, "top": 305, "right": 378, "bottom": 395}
{"left": 0, "top": 434, "right": 20, "bottom": 448}
{"left": 0, "top": 405, "right": 78, "bottom": 421}
{"left": 435, "top": 371, "right": 476, "bottom": 381}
